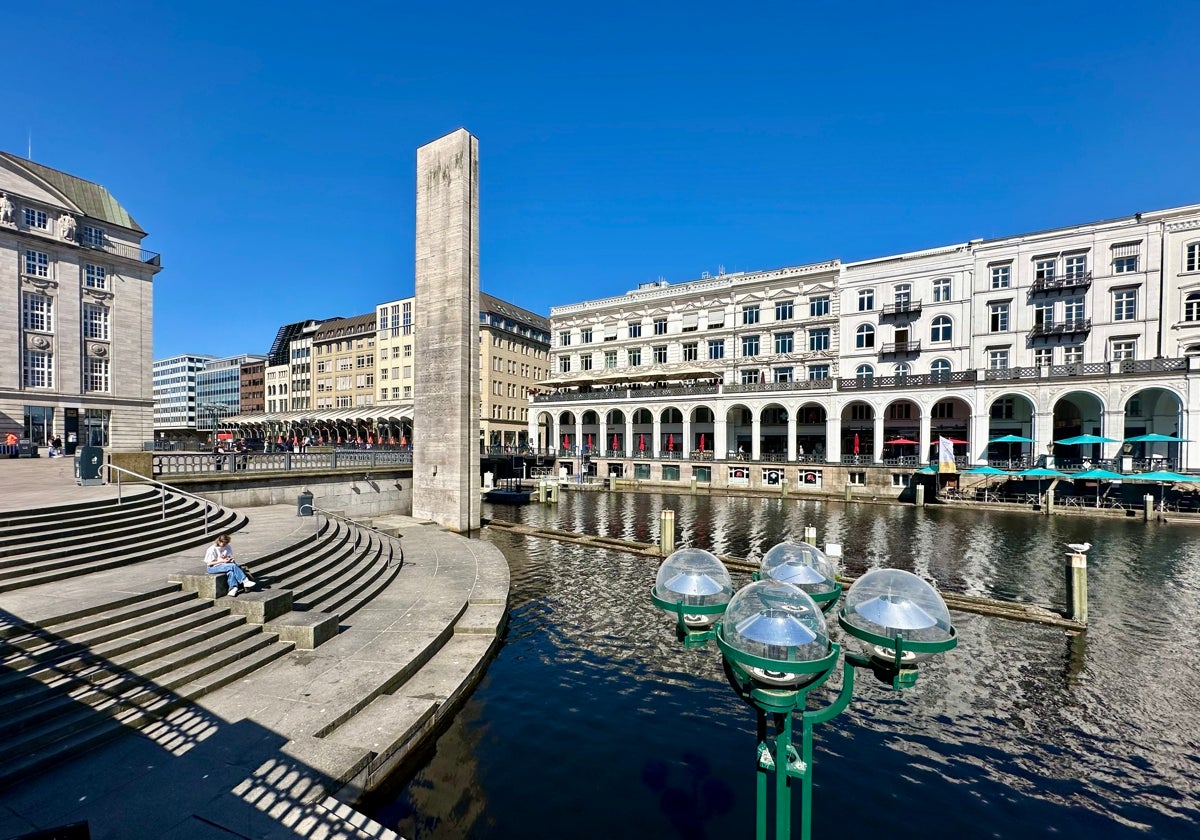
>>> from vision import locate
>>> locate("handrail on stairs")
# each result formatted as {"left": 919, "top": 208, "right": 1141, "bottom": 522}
{"left": 103, "top": 463, "right": 224, "bottom": 535}
{"left": 299, "top": 501, "right": 404, "bottom": 569}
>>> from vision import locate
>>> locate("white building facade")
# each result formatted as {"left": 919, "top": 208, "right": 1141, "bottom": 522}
{"left": 152, "top": 354, "right": 213, "bottom": 436}
{"left": 531, "top": 203, "right": 1200, "bottom": 488}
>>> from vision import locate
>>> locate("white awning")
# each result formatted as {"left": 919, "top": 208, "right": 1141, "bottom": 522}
{"left": 707, "top": 309, "right": 725, "bottom": 327}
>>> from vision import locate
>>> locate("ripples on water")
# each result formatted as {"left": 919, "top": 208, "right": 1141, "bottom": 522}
{"left": 370, "top": 494, "right": 1200, "bottom": 839}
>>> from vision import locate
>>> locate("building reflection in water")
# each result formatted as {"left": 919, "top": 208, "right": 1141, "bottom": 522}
{"left": 380, "top": 493, "right": 1200, "bottom": 839}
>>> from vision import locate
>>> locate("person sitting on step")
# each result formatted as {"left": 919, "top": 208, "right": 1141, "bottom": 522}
{"left": 204, "top": 533, "right": 256, "bottom": 597}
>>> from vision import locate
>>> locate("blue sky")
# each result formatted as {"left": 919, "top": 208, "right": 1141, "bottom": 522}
{"left": 5, "top": 2, "right": 1198, "bottom": 360}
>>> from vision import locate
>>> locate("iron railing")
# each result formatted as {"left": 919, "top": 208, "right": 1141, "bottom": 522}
{"left": 104, "top": 463, "right": 224, "bottom": 535}
{"left": 1031, "top": 272, "right": 1091, "bottom": 293}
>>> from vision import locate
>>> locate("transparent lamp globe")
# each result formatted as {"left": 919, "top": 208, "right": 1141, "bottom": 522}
{"left": 652, "top": 548, "right": 734, "bottom": 628}
{"left": 839, "top": 568, "right": 953, "bottom": 665}
{"left": 722, "top": 580, "right": 831, "bottom": 688}
{"left": 759, "top": 542, "right": 840, "bottom": 609}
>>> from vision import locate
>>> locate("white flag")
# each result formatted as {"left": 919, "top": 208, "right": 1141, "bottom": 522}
{"left": 938, "top": 436, "right": 957, "bottom": 473}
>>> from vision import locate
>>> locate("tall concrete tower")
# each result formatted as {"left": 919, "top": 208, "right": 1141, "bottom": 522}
{"left": 412, "top": 129, "right": 481, "bottom": 533}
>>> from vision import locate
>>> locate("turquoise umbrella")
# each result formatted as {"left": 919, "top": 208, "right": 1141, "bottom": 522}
{"left": 1072, "top": 467, "right": 1127, "bottom": 507}
{"left": 963, "top": 466, "right": 1010, "bottom": 475}
{"left": 1015, "top": 467, "right": 1069, "bottom": 502}
{"left": 1128, "top": 470, "right": 1198, "bottom": 512}
{"left": 1055, "top": 434, "right": 1120, "bottom": 446}
{"left": 1124, "top": 433, "right": 1188, "bottom": 443}
{"left": 990, "top": 434, "right": 1034, "bottom": 443}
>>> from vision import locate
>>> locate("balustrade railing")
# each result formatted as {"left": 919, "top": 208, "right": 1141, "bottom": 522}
{"left": 153, "top": 449, "right": 412, "bottom": 476}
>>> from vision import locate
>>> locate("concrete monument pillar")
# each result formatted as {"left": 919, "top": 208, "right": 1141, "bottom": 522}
{"left": 413, "top": 129, "right": 481, "bottom": 533}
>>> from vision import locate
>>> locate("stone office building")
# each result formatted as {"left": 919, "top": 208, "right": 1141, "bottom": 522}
{"left": 0, "top": 152, "right": 161, "bottom": 452}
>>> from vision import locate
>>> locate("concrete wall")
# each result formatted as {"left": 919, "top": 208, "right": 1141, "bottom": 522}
{"left": 167, "top": 469, "right": 413, "bottom": 517}
{"left": 413, "top": 129, "right": 481, "bottom": 533}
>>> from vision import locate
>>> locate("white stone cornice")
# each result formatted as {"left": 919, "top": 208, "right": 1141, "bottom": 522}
{"left": 1167, "top": 219, "right": 1200, "bottom": 233}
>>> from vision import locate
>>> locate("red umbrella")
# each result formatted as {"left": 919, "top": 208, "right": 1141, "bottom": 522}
{"left": 699, "top": 433, "right": 706, "bottom": 451}
{"left": 668, "top": 434, "right": 674, "bottom": 452}
{"left": 388, "top": 434, "right": 396, "bottom": 445}
{"left": 853, "top": 433, "right": 860, "bottom": 455}
{"left": 946, "top": 438, "right": 969, "bottom": 445}
{"left": 587, "top": 434, "right": 593, "bottom": 450}
{"left": 277, "top": 435, "right": 284, "bottom": 445}
{"left": 639, "top": 434, "right": 646, "bottom": 451}
{"left": 368, "top": 433, "right": 375, "bottom": 445}
{"left": 562, "top": 434, "right": 570, "bottom": 449}
{"left": 612, "top": 433, "right": 619, "bottom": 451}
{"left": 400, "top": 435, "right": 407, "bottom": 446}
{"left": 337, "top": 434, "right": 342, "bottom": 444}
{"left": 886, "top": 438, "right": 918, "bottom": 445}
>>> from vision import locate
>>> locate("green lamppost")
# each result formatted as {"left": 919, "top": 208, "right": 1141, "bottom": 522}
{"left": 650, "top": 545, "right": 957, "bottom": 839}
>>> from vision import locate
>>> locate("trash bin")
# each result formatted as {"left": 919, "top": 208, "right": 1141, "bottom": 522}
{"left": 18, "top": 439, "right": 35, "bottom": 458}
{"left": 298, "top": 490, "right": 314, "bottom": 517}
{"left": 77, "top": 446, "right": 105, "bottom": 486}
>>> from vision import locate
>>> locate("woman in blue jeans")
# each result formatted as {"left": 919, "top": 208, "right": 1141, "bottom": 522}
{"left": 204, "top": 533, "right": 257, "bottom": 597}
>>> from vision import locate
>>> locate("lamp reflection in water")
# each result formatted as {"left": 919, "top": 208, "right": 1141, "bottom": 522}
{"left": 651, "top": 543, "right": 956, "bottom": 839}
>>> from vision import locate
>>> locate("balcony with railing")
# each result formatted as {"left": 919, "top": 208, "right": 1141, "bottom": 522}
{"left": 1029, "top": 318, "right": 1091, "bottom": 338}
{"left": 1030, "top": 271, "right": 1091, "bottom": 293}
{"left": 77, "top": 233, "right": 161, "bottom": 266}
{"left": 880, "top": 299, "right": 923, "bottom": 318}
{"left": 879, "top": 340, "right": 921, "bottom": 356}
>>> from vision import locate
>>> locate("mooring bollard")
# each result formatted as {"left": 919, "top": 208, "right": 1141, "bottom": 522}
{"left": 1045, "top": 492, "right": 1055, "bottom": 516}
{"left": 845, "top": 483, "right": 852, "bottom": 503}
{"left": 915, "top": 484, "right": 925, "bottom": 507}
{"left": 660, "top": 509, "right": 675, "bottom": 555}
{"left": 609, "top": 474, "right": 617, "bottom": 492}
{"left": 780, "top": 477, "right": 788, "bottom": 498}
{"left": 1144, "top": 494, "right": 1154, "bottom": 521}
{"left": 690, "top": 476, "right": 697, "bottom": 495}
{"left": 803, "top": 524, "right": 817, "bottom": 547}
{"left": 1066, "top": 551, "right": 1088, "bottom": 623}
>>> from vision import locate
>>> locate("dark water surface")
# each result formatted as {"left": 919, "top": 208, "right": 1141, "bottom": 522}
{"left": 368, "top": 494, "right": 1200, "bottom": 839}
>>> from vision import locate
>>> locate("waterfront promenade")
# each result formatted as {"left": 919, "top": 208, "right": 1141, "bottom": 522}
{"left": 0, "top": 458, "right": 508, "bottom": 840}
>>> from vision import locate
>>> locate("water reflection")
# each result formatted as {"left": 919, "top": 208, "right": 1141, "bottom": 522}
{"left": 371, "top": 494, "right": 1200, "bottom": 839}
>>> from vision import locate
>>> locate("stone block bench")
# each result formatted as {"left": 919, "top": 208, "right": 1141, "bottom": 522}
{"left": 264, "top": 612, "right": 339, "bottom": 650}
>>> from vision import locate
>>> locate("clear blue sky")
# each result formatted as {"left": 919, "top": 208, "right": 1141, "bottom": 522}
{"left": 5, "top": 1, "right": 1198, "bottom": 360}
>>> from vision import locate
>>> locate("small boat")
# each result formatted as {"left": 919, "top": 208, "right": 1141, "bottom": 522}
{"left": 484, "top": 478, "right": 535, "bottom": 504}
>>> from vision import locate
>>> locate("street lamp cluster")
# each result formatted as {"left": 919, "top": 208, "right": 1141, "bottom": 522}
{"left": 650, "top": 543, "right": 957, "bottom": 839}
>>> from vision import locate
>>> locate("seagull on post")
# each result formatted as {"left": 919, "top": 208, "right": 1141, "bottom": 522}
{"left": 1065, "top": 542, "right": 1092, "bottom": 554}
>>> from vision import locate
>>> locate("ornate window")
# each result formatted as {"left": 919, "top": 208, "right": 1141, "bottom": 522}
{"left": 855, "top": 324, "right": 875, "bottom": 348}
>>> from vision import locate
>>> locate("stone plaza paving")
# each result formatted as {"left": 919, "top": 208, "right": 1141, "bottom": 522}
{"left": 0, "top": 457, "right": 508, "bottom": 840}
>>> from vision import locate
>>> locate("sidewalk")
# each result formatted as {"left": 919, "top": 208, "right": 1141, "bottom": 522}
{"left": 0, "top": 462, "right": 509, "bottom": 840}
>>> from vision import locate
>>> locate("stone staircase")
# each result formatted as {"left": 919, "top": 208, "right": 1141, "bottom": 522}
{"left": 0, "top": 489, "right": 245, "bottom": 593}
{"left": 0, "top": 499, "right": 404, "bottom": 790}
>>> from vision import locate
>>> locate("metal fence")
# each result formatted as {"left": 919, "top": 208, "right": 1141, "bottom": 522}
{"left": 153, "top": 448, "right": 412, "bottom": 476}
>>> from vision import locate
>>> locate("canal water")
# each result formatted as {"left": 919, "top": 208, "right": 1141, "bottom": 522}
{"left": 368, "top": 493, "right": 1200, "bottom": 839}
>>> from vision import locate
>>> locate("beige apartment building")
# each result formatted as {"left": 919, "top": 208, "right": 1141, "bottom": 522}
{"left": 480, "top": 292, "right": 550, "bottom": 449}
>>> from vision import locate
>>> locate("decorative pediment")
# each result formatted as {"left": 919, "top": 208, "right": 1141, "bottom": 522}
{"left": 20, "top": 276, "right": 58, "bottom": 291}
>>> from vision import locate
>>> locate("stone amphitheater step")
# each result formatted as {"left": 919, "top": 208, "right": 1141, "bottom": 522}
{"left": 0, "top": 489, "right": 164, "bottom": 546}
{"left": 0, "top": 495, "right": 233, "bottom": 565}
{"left": 0, "top": 508, "right": 247, "bottom": 593}
{"left": 258, "top": 524, "right": 402, "bottom": 618}
{"left": 0, "top": 488, "right": 159, "bottom": 528}
{"left": 0, "top": 587, "right": 293, "bottom": 789}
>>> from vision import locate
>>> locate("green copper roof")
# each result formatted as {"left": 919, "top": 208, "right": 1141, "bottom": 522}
{"left": 0, "top": 152, "right": 145, "bottom": 234}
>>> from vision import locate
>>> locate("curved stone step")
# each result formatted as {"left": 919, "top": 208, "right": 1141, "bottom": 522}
{"left": 0, "top": 495, "right": 194, "bottom": 559}
{"left": 0, "top": 511, "right": 246, "bottom": 592}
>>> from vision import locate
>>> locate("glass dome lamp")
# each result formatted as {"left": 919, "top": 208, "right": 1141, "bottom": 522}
{"left": 758, "top": 542, "right": 841, "bottom": 611}
{"left": 716, "top": 579, "right": 836, "bottom": 689}
{"left": 650, "top": 548, "right": 734, "bottom": 638}
{"left": 838, "top": 568, "right": 956, "bottom": 671}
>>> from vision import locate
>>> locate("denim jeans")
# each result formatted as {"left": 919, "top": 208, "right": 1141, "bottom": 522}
{"left": 207, "top": 562, "right": 248, "bottom": 589}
